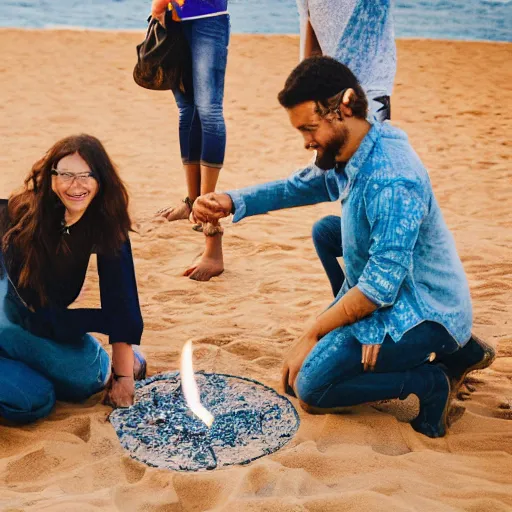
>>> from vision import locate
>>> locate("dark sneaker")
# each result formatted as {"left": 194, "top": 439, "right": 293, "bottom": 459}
{"left": 436, "top": 334, "right": 496, "bottom": 395}
{"left": 410, "top": 365, "right": 451, "bottom": 438}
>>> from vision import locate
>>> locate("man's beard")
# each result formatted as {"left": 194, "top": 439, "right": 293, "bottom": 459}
{"left": 314, "top": 126, "right": 349, "bottom": 170}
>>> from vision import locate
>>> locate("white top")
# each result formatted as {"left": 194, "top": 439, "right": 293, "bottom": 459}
{"left": 296, "top": 0, "right": 396, "bottom": 97}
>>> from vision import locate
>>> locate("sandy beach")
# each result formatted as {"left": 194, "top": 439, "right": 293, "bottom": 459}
{"left": 0, "top": 29, "right": 511, "bottom": 511}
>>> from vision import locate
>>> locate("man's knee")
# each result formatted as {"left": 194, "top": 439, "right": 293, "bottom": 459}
{"left": 312, "top": 215, "right": 338, "bottom": 246}
{"left": 294, "top": 370, "right": 323, "bottom": 407}
{"left": 312, "top": 217, "right": 327, "bottom": 246}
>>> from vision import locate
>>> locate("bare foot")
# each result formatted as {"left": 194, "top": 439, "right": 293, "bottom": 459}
{"left": 156, "top": 201, "right": 191, "bottom": 222}
{"left": 183, "top": 231, "right": 224, "bottom": 281}
{"left": 184, "top": 254, "right": 224, "bottom": 281}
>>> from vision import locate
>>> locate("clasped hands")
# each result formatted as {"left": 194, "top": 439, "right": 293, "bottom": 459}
{"left": 191, "top": 193, "right": 233, "bottom": 224}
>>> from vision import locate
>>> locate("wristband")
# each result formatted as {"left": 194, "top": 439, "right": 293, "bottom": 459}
{"left": 113, "top": 371, "right": 133, "bottom": 381}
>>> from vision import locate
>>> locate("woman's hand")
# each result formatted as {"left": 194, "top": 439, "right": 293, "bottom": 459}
{"left": 281, "top": 329, "right": 318, "bottom": 396}
{"left": 151, "top": 0, "right": 170, "bottom": 17}
{"left": 192, "top": 193, "right": 233, "bottom": 223}
{"left": 104, "top": 376, "right": 135, "bottom": 408}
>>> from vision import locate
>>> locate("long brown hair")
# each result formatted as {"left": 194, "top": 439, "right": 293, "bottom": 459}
{"left": 2, "top": 134, "right": 132, "bottom": 306}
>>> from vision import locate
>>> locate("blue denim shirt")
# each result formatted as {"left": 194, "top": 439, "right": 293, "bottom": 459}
{"left": 227, "top": 122, "right": 473, "bottom": 346}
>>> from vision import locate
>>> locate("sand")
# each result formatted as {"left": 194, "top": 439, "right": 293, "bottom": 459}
{"left": 0, "top": 29, "right": 511, "bottom": 511}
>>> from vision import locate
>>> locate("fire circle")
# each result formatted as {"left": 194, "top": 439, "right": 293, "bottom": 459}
{"left": 110, "top": 372, "right": 300, "bottom": 471}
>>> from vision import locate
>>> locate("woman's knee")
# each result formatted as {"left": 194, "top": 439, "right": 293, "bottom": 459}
{"left": 54, "top": 336, "right": 110, "bottom": 402}
{"left": 195, "top": 102, "right": 225, "bottom": 130}
{"left": 177, "top": 103, "right": 196, "bottom": 129}
{"left": 0, "top": 359, "right": 56, "bottom": 424}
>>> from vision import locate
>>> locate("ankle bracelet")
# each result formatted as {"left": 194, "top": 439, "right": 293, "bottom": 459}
{"left": 203, "top": 223, "right": 224, "bottom": 237}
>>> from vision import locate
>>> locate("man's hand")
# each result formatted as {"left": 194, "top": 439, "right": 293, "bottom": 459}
{"left": 192, "top": 193, "right": 233, "bottom": 223}
{"left": 103, "top": 376, "right": 135, "bottom": 408}
{"left": 362, "top": 344, "right": 381, "bottom": 372}
{"left": 281, "top": 330, "right": 318, "bottom": 396}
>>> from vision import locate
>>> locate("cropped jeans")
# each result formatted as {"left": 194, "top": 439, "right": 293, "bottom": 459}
{"left": 0, "top": 274, "right": 110, "bottom": 424}
{"left": 173, "top": 14, "right": 230, "bottom": 168}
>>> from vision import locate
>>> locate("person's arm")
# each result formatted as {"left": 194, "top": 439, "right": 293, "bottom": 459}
{"left": 97, "top": 238, "right": 143, "bottom": 348}
{"left": 304, "top": 18, "right": 322, "bottom": 59}
{"left": 193, "top": 166, "right": 339, "bottom": 223}
{"left": 151, "top": 0, "right": 169, "bottom": 17}
{"left": 97, "top": 238, "right": 144, "bottom": 407}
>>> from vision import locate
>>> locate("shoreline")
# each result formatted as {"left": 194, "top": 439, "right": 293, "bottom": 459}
{"left": 0, "top": 26, "right": 510, "bottom": 44}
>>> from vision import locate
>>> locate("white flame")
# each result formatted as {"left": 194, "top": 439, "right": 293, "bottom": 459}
{"left": 180, "top": 340, "right": 214, "bottom": 427}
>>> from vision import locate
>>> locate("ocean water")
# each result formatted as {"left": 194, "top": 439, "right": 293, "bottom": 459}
{"left": 0, "top": 0, "right": 510, "bottom": 42}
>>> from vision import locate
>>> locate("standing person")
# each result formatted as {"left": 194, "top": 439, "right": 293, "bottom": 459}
{"left": 296, "top": 0, "right": 396, "bottom": 297}
{"left": 191, "top": 57, "right": 495, "bottom": 438}
{"left": 152, "top": 0, "right": 230, "bottom": 281}
{"left": 297, "top": 0, "right": 395, "bottom": 123}
{"left": 0, "top": 135, "right": 145, "bottom": 424}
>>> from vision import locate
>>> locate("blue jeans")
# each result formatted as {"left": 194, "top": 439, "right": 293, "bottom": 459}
{"left": 0, "top": 277, "right": 110, "bottom": 424}
{"left": 312, "top": 214, "right": 344, "bottom": 297}
{"left": 173, "top": 15, "right": 230, "bottom": 168}
{"left": 295, "top": 321, "right": 459, "bottom": 408}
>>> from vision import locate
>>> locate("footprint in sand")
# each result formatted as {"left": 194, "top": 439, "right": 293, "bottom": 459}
{"left": 6, "top": 448, "right": 62, "bottom": 484}
{"left": 192, "top": 333, "right": 237, "bottom": 347}
{"left": 121, "top": 456, "right": 146, "bottom": 484}
{"left": 151, "top": 290, "right": 203, "bottom": 305}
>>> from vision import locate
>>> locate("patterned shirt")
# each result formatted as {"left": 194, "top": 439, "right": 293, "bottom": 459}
{"left": 227, "top": 122, "right": 473, "bottom": 346}
{"left": 296, "top": 0, "right": 396, "bottom": 97}
{"left": 171, "top": 0, "right": 228, "bottom": 21}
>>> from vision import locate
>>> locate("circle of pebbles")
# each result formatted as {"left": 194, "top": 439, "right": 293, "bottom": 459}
{"left": 109, "top": 372, "right": 300, "bottom": 471}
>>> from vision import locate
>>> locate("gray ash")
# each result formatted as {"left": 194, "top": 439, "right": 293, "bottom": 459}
{"left": 109, "top": 372, "right": 300, "bottom": 471}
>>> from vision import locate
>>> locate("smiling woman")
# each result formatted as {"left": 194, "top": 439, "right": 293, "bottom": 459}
{"left": 50, "top": 154, "right": 99, "bottom": 229}
{"left": 0, "top": 134, "right": 146, "bottom": 424}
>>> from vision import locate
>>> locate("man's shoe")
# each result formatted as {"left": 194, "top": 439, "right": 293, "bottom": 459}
{"left": 436, "top": 334, "right": 496, "bottom": 394}
{"left": 410, "top": 365, "right": 451, "bottom": 438}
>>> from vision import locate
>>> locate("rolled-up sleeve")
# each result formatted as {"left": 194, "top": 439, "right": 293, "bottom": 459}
{"left": 356, "top": 181, "right": 427, "bottom": 308}
{"left": 228, "top": 165, "right": 340, "bottom": 223}
{"left": 97, "top": 238, "right": 143, "bottom": 345}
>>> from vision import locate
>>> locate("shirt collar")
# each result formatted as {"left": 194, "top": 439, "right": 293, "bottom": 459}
{"left": 338, "top": 121, "right": 381, "bottom": 181}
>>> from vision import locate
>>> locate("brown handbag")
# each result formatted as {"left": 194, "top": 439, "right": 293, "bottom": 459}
{"left": 133, "top": 10, "right": 191, "bottom": 91}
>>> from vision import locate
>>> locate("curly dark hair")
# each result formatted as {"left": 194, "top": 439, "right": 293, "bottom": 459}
{"left": 278, "top": 56, "right": 368, "bottom": 119}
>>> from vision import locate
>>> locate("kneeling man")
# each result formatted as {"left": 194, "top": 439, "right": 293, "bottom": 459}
{"left": 192, "top": 56, "right": 495, "bottom": 438}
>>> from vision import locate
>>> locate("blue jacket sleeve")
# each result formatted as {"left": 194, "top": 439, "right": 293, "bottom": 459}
{"left": 356, "top": 181, "right": 428, "bottom": 307}
{"left": 227, "top": 165, "right": 340, "bottom": 223}
{"left": 97, "top": 238, "right": 144, "bottom": 345}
